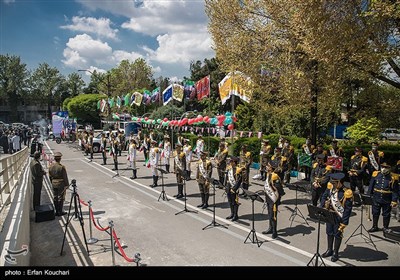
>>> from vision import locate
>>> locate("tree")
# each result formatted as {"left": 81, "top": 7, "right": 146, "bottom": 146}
{"left": 346, "top": 117, "right": 381, "bottom": 144}
{"left": 66, "top": 72, "right": 85, "bottom": 97}
{"left": 0, "top": 54, "right": 29, "bottom": 122}
{"left": 67, "top": 94, "right": 102, "bottom": 126}
{"left": 28, "top": 63, "right": 65, "bottom": 118}
{"left": 205, "top": 0, "right": 400, "bottom": 140}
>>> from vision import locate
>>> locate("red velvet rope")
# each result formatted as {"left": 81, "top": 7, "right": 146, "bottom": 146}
{"left": 79, "top": 199, "right": 88, "bottom": 206}
{"left": 89, "top": 207, "right": 110, "bottom": 231}
{"left": 112, "top": 229, "right": 134, "bottom": 262}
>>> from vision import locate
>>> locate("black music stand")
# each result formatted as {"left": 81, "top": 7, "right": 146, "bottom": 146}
{"left": 60, "top": 179, "right": 89, "bottom": 256}
{"left": 306, "top": 204, "right": 336, "bottom": 267}
{"left": 157, "top": 167, "right": 169, "bottom": 201}
{"left": 203, "top": 178, "right": 228, "bottom": 230}
{"left": 243, "top": 189, "right": 264, "bottom": 247}
{"left": 175, "top": 169, "right": 198, "bottom": 215}
{"left": 345, "top": 194, "right": 376, "bottom": 249}
{"left": 287, "top": 184, "right": 309, "bottom": 227}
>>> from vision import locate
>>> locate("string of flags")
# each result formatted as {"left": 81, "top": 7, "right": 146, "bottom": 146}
{"left": 96, "top": 72, "right": 254, "bottom": 111}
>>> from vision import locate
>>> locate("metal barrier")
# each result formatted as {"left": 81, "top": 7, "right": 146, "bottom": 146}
{"left": 0, "top": 147, "right": 29, "bottom": 215}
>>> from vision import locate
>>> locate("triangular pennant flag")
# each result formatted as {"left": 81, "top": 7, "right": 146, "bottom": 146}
{"left": 258, "top": 132, "right": 262, "bottom": 139}
{"left": 248, "top": 132, "right": 252, "bottom": 137}
{"left": 240, "top": 131, "right": 244, "bottom": 137}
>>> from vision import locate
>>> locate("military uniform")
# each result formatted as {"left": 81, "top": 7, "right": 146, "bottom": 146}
{"left": 367, "top": 164, "right": 399, "bottom": 232}
{"left": 173, "top": 145, "right": 186, "bottom": 198}
{"left": 183, "top": 140, "right": 193, "bottom": 180}
{"left": 100, "top": 134, "right": 108, "bottom": 165}
{"left": 128, "top": 140, "right": 138, "bottom": 179}
{"left": 110, "top": 137, "right": 119, "bottom": 171}
{"left": 239, "top": 148, "right": 252, "bottom": 194}
{"left": 270, "top": 148, "right": 287, "bottom": 182}
{"left": 215, "top": 144, "right": 228, "bottom": 186}
{"left": 320, "top": 173, "right": 353, "bottom": 262}
{"left": 149, "top": 142, "right": 160, "bottom": 187}
{"left": 262, "top": 171, "right": 284, "bottom": 239}
{"left": 88, "top": 133, "right": 94, "bottom": 160}
{"left": 259, "top": 140, "right": 272, "bottom": 181}
{"left": 30, "top": 153, "right": 46, "bottom": 210}
{"left": 49, "top": 153, "right": 69, "bottom": 216}
{"left": 301, "top": 140, "right": 314, "bottom": 181}
{"left": 311, "top": 159, "right": 332, "bottom": 206}
{"left": 367, "top": 144, "right": 384, "bottom": 179}
{"left": 282, "top": 142, "right": 294, "bottom": 184}
{"left": 348, "top": 149, "right": 368, "bottom": 194}
{"left": 196, "top": 152, "right": 212, "bottom": 208}
{"left": 225, "top": 158, "right": 242, "bottom": 221}
{"left": 163, "top": 136, "right": 172, "bottom": 173}
{"left": 195, "top": 137, "right": 205, "bottom": 158}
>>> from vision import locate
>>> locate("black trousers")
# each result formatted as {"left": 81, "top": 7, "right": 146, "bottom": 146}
{"left": 33, "top": 182, "right": 42, "bottom": 209}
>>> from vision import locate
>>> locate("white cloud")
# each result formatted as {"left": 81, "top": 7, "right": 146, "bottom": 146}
{"left": 61, "top": 16, "right": 119, "bottom": 40}
{"left": 143, "top": 32, "right": 213, "bottom": 65}
{"left": 78, "top": 0, "right": 207, "bottom": 36}
{"left": 86, "top": 66, "right": 107, "bottom": 75}
{"left": 62, "top": 34, "right": 145, "bottom": 71}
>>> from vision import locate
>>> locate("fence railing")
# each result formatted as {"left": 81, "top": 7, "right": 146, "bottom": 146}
{"left": 0, "top": 147, "right": 29, "bottom": 216}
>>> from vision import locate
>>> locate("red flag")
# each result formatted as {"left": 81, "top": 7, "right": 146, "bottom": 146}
{"left": 196, "top": 76, "right": 210, "bottom": 100}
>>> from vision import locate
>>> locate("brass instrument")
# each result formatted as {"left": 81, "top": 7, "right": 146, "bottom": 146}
{"left": 348, "top": 169, "right": 358, "bottom": 177}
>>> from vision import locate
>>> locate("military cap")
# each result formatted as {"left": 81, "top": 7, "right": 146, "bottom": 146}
{"left": 354, "top": 147, "right": 363, "bottom": 152}
{"left": 274, "top": 146, "right": 282, "bottom": 151}
{"left": 371, "top": 141, "right": 379, "bottom": 146}
{"left": 317, "top": 143, "right": 323, "bottom": 147}
{"left": 54, "top": 152, "right": 63, "bottom": 157}
{"left": 198, "top": 135, "right": 202, "bottom": 138}
{"left": 332, "top": 139, "right": 338, "bottom": 143}
{"left": 262, "top": 139, "right": 269, "bottom": 143}
{"left": 164, "top": 134, "right": 170, "bottom": 139}
{"left": 381, "top": 162, "right": 391, "bottom": 168}
{"left": 329, "top": 172, "right": 345, "bottom": 181}
{"left": 317, "top": 154, "right": 325, "bottom": 160}
{"left": 176, "top": 143, "right": 182, "bottom": 147}
{"left": 269, "top": 161, "right": 278, "bottom": 168}
{"left": 184, "top": 138, "right": 190, "bottom": 143}
{"left": 151, "top": 140, "right": 157, "bottom": 144}
{"left": 200, "top": 151, "right": 208, "bottom": 156}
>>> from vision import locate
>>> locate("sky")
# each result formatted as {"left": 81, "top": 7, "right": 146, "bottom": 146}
{"left": 0, "top": 0, "right": 215, "bottom": 83}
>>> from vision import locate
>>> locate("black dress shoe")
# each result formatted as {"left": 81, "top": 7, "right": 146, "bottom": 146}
{"left": 262, "top": 228, "right": 273, "bottom": 235}
{"left": 56, "top": 211, "right": 67, "bottom": 216}
{"left": 368, "top": 226, "right": 380, "bottom": 233}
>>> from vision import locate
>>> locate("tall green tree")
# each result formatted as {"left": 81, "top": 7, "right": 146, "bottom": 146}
{"left": 66, "top": 72, "right": 85, "bottom": 97}
{"left": 0, "top": 54, "right": 29, "bottom": 122}
{"left": 28, "top": 63, "right": 65, "bottom": 118}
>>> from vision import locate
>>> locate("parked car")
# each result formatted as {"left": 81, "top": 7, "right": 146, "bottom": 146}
{"left": 380, "top": 128, "right": 400, "bottom": 141}
{"left": 92, "top": 130, "right": 119, "bottom": 153}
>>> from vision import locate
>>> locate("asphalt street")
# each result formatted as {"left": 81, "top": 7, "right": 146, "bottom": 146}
{"left": 29, "top": 139, "right": 400, "bottom": 267}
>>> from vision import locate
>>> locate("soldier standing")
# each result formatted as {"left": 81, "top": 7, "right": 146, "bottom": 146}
{"left": 163, "top": 135, "right": 172, "bottom": 173}
{"left": 328, "top": 139, "right": 344, "bottom": 158}
{"left": 239, "top": 145, "right": 252, "bottom": 196}
{"left": 100, "top": 133, "right": 108, "bottom": 165}
{"left": 282, "top": 139, "right": 295, "bottom": 184}
{"left": 128, "top": 138, "right": 138, "bottom": 179}
{"left": 310, "top": 154, "right": 332, "bottom": 206}
{"left": 215, "top": 142, "right": 228, "bottom": 187}
{"left": 149, "top": 140, "right": 160, "bottom": 187}
{"left": 48, "top": 152, "right": 69, "bottom": 216}
{"left": 110, "top": 135, "right": 119, "bottom": 171}
{"left": 320, "top": 173, "right": 353, "bottom": 262}
{"left": 301, "top": 137, "right": 314, "bottom": 181}
{"left": 367, "top": 142, "right": 384, "bottom": 179}
{"left": 259, "top": 139, "right": 272, "bottom": 181}
{"left": 270, "top": 147, "right": 287, "bottom": 182}
{"left": 348, "top": 147, "right": 368, "bottom": 194}
{"left": 196, "top": 151, "right": 212, "bottom": 209}
{"left": 195, "top": 135, "right": 205, "bottom": 159}
{"left": 31, "top": 151, "right": 46, "bottom": 210}
{"left": 225, "top": 157, "right": 242, "bottom": 221}
{"left": 183, "top": 139, "right": 193, "bottom": 180}
{"left": 88, "top": 131, "right": 94, "bottom": 160}
{"left": 173, "top": 143, "right": 186, "bottom": 198}
{"left": 367, "top": 163, "right": 399, "bottom": 232}
{"left": 262, "top": 161, "right": 285, "bottom": 239}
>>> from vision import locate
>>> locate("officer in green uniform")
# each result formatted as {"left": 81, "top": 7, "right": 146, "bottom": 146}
{"left": 49, "top": 152, "right": 69, "bottom": 216}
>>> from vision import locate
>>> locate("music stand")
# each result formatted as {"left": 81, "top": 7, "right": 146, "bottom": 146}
{"left": 287, "top": 184, "right": 309, "bottom": 227}
{"left": 243, "top": 189, "right": 264, "bottom": 247}
{"left": 203, "top": 178, "right": 228, "bottom": 230}
{"left": 175, "top": 169, "right": 198, "bottom": 215}
{"left": 345, "top": 194, "right": 376, "bottom": 249}
{"left": 306, "top": 204, "right": 336, "bottom": 267}
{"left": 157, "top": 167, "right": 169, "bottom": 201}
{"left": 60, "top": 180, "right": 89, "bottom": 256}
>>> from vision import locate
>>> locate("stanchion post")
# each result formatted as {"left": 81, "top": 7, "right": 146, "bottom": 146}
{"left": 109, "top": 220, "right": 115, "bottom": 266}
{"left": 87, "top": 200, "right": 98, "bottom": 244}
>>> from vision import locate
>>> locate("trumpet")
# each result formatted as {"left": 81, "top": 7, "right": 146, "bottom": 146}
{"left": 348, "top": 169, "right": 358, "bottom": 176}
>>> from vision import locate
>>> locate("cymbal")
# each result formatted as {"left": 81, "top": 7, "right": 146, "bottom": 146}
{"left": 243, "top": 189, "right": 264, "bottom": 203}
